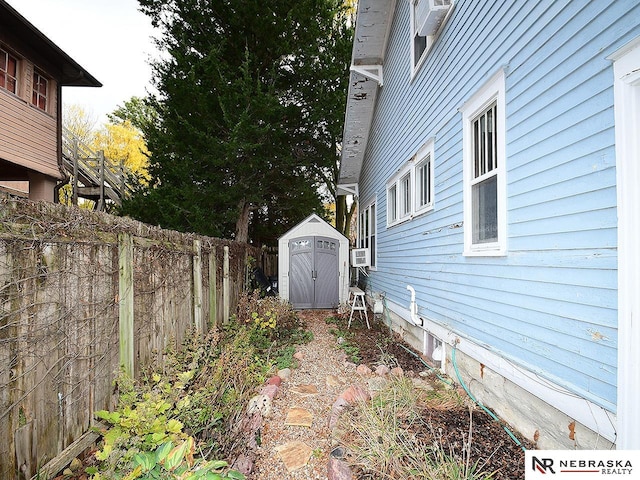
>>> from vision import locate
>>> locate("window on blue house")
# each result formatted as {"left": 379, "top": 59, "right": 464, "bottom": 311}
{"left": 387, "top": 139, "right": 435, "bottom": 227}
{"left": 461, "top": 69, "right": 506, "bottom": 256}
{"left": 471, "top": 102, "right": 497, "bottom": 243}
{"left": 410, "top": 0, "right": 453, "bottom": 77}
{"left": 400, "top": 172, "right": 412, "bottom": 218}
{"left": 415, "top": 139, "right": 435, "bottom": 214}
{"left": 359, "top": 201, "right": 377, "bottom": 268}
{"left": 387, "top": 184, "right": 398, "bottom": 224}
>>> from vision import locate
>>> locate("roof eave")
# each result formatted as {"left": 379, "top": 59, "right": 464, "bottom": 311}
{"left": 337, "top": 0, "right": 396, "bottom": 193}
{"left": 0, "top": 0, "right": 102, "bottom": 87}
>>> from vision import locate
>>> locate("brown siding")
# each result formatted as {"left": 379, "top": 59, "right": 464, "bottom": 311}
{"left": 0, "top": 87, "right": 60, "bottom": 179}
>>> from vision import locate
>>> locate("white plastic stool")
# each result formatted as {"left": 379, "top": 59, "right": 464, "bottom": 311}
{"left": 348, "top": 287, "right": 370, "bottom": 329}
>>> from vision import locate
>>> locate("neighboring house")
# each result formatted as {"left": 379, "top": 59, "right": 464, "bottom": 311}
{"left": 338, "top": 0, "right": 640, "bottom": 449}
{"left": 0, "top": 0, "right": 100, "bottom": 202}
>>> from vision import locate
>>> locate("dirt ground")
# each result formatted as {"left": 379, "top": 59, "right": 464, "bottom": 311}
{"left": 347, "top": 311, "right": 531, "bottom": 480}
{"left": 54, "top": 309, "right": 530, "bottom": 480}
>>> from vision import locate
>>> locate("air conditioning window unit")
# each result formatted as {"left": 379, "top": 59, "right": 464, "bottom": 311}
{"left": 415, "top": 0, "right": 452, "bottom": 37}
{"left": 350, "top": 248, "right": 371, "bottom": 267}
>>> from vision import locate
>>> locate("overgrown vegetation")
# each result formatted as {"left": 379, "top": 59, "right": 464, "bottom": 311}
{"left": 338, "top": 377, "right": 497, "bottom": 480}
{"left": 89, "top": 292, "right": 311, "bottom": 479}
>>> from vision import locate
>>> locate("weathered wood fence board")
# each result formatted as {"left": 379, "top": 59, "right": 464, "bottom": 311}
{"left": 0, "top": 194, "right": 268, "bottom": 479}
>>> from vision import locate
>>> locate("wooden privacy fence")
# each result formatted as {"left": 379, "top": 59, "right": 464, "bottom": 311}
{"left": 0, "top": 194, "right": 267, "bottom": 479}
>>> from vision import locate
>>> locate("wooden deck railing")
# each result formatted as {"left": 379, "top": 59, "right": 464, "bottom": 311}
{"left": 61, "top": 127, "right": 136, "bottom": 210}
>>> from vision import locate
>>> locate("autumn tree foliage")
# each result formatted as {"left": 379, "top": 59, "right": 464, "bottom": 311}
{"left": 123, "top": 0, "right": 353, "bottom": 244}
{"left": 61, "top": 103, "right": 151, "bottom": 207}
{"left": 93, "top": 120, "right": 150, "bottom": 185}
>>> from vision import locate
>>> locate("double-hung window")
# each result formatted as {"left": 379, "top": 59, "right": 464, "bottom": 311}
{"left": 1, "top": 48, "right": 18, "bottom": 94}
{"left": 32, "top": 70, "right": 48, "bottom": 111}
{"left": 461, "top": 69, "right": 506, "bottom": 255}
{"left": 387, "top": 139, "right": 435, "bottom": 227}
{"left": 359, "top": 201, "right": 377, "bottom": 268}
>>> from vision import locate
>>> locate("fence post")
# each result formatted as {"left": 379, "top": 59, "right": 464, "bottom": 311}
{"left": 193, "top": 240, "right": 202, "bottom": 332}
{"left": 223, "top": 246, "right": 230, "bottom": 324}
{"left": 118, "top": 233, "right": 134, "bottom": 377}
{"left": 209, "top": 247, "right": 217, "bottom": 327}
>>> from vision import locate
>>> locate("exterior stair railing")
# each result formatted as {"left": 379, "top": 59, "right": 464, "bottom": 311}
{"left": 61, "top": 127, "right": 135, "bottom": 211}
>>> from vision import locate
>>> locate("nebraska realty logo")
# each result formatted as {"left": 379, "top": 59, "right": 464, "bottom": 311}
{"left": 525, "top": 451, "right": 640, "bottom": 479}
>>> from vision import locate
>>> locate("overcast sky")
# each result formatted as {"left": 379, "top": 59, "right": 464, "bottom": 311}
{"left": 7, "top": 0, "right": 160, "bottom": 123}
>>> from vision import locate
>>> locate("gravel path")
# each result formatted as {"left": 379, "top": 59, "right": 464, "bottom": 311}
{"left": 251, "top": 310, "right": 358, "bottom": 479}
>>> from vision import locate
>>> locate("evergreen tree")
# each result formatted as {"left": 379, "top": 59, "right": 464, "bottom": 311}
{"left": 123, "top": 0, "right": 352, "bottom": 244}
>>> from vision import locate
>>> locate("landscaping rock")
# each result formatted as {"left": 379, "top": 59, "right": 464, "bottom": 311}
{"left": 356, "top": 364, "right": 372, "bottom": 376}
{"left": 328, "top": 396, "right": 350, "bottom": 429}
{"left": 266, "top": 375, "right": 282, "bottom": 387}
{"left": 339, "top": 384, "right": 370, "bottom": 404}
{"left": 367, "top": 376, "right": 388, "bottom": 393}
{"left": 327, "top": 457, "right": 354, "bottom": 480}
{"left": 240, "top": 411, "right": 263, "bottom": 433}
{"left": 284, "top": 407, "right": 313, "bottom": 427}
{"left": 290, "top": 384, "right": 318, "bottom": 396}
{"left": 330, "top": 446, "right": 346, "bottom": 459}
{"left": 247, "top": 394, "right": 272, "bottom": 417}
{"left": 293, "top": 351, "right": 305, "bottom": 360}
{"left": 260, "top": 384, "right": 279, "bottom": 400}
{"left": 390, "top": 366, "right": 404, "bottom": 377}
{"left": 274, "top": 440, "right": 313, "bottom": 472}
{"left": 277, "top": 367, "right": 291, "bottom": 380}
{"left": 374, "top": 365, "right": 390, "bottom": 376}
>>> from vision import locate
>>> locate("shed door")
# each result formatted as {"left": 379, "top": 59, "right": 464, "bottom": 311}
{"left": 289, "top": 236, "right": 339, "bottom": 309}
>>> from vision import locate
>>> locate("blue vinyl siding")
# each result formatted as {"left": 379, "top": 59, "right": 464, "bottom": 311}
{"left": 357, "top": 0, "right": 639, "bottom": 412}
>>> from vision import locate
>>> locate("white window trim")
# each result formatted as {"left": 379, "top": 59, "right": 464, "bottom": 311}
{"left": 409, "top": 0, "right": 454, "bottom": 80}
{"left": 387, "top": 139, "right": 436, "bottom": 227}
{"left": 609, "top": 36, "right": 640, "bottom": 450}
{"left": 460, "top": 68, "right": 507, "bottom": 256}
{"left": 399, "top": 171, "right": 412, "bottom": 218}
{"left": 359, "top": 198, "right": 377, "bottom": 270}
{"left": 387, "top": 183, "right": 398, "bottom": 225}
{"left": 387, "top": 163, "right": 412, "bottom": 227}
{"left": 414, "top": 139, "right": 435, "bottom": 215}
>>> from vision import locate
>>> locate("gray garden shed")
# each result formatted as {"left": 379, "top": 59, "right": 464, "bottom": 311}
{"left": 278, "top": 214, "right": 349, "bottom": 309}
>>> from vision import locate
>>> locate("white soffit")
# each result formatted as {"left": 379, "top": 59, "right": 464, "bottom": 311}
{"left": 338, "top": 0, "right": 396, "bottom": 189}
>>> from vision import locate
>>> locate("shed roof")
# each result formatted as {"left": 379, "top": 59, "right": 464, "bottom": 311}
{"left": 337, "top": 0, "right": 395, "bottom": 194}
{"left": 0, "top": 0, "right": 101, "bottom": 87}
{"left": 279, "top": 213, "right": 348, "bottom": 242}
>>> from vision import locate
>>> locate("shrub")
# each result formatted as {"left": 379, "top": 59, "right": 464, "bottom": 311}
{"left": 233, "top": 290, "right": 312, "bottom": 368}
{"left": 89, "top": 372, "right": 246, "bottom": 480}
